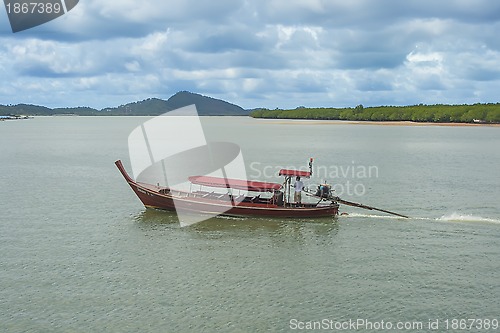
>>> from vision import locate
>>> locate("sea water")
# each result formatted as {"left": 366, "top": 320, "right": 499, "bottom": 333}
{"left": 1, "top": 116, "right": 499, "bottom": 332}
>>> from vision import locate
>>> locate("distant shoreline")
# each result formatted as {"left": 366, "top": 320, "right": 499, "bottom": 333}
{"left": 4, "top": 115, "right": 499, "bottom": 127}
{"left": 250, "top": 103, "right": 500, "bottom": 125}
{"left": 3, "top": 95, "right": 500, "bottom": 125}
{"left": 0, "top": 115, "right": 32, "bottom": 121}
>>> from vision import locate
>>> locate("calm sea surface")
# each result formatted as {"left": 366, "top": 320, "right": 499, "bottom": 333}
{"left": 1, "top": 116, "right": 499, "bottom": 332}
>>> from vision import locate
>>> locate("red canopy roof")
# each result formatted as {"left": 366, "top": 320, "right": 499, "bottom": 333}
{"left": 278, "top": 169, "right": 311, "bottom": 178}
{"left": 189, "top": 176, "right": 282, "bottom": 192}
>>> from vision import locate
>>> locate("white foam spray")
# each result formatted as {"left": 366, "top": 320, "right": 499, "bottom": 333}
{"left": 436, "top": 213, "right": 500, "bottom": 224}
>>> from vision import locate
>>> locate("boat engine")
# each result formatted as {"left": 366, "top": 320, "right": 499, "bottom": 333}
{"left": 315, "top": 183, "right": 332, "bottom": 199}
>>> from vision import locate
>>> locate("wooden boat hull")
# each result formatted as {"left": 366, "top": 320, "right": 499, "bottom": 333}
{"left": 116, "top": 160, "right": 338, "bottom": 218}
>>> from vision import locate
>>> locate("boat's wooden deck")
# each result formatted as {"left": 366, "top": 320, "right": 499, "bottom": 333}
{"left": 137, "top": 182, "right": 324, "bottom": 208}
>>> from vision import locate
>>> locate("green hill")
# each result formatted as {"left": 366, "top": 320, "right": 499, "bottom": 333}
{"left": 166, "top": 91, "right": 247, "bottom": 115}
{"left": 0, "top": 103, "right": 53, "bottom": 116}
{"left": 100, "top": 98, "right": 170, "bottom": 115}
{"left": 0, "top": 91, "right": 248, "bottom": 116}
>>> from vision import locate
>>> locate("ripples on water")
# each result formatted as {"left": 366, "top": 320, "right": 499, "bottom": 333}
{"left": 1, "top": 117, "right": 499, "bottom": 332}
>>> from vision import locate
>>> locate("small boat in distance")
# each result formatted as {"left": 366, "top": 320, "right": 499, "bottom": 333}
{"left": 115, "top": 159, "right": 340, "bottom": 218}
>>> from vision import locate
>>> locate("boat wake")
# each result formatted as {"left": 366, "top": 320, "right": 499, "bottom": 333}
{"left": 436, "top": 213, "right": 500, "bottom": 224}
{"left": 342, "top": 212, "right": 500, "bottom": 225}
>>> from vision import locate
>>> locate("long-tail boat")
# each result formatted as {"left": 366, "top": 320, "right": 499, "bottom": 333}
{"left": 115, "top": 158, "right": 408, "bottom": 219}
{"left": 115, "top": 159, "right": 339, "bottom": 218}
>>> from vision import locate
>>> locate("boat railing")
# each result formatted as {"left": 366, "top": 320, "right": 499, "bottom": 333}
{"left": 163, "top": 188, "right": 281, "bottom": 206}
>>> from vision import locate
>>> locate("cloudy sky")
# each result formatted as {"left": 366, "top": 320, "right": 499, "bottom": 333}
{"left": 1, "top": 0, "right": 500, "bottom": 109}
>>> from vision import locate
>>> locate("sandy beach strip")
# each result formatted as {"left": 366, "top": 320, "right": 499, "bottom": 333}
{"left": 255, "top": 119, "right": 500, "bottom": 127}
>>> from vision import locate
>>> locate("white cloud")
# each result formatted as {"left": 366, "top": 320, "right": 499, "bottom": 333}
{"left": 1, "top": 0, "right": 500, "bottom": 108}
